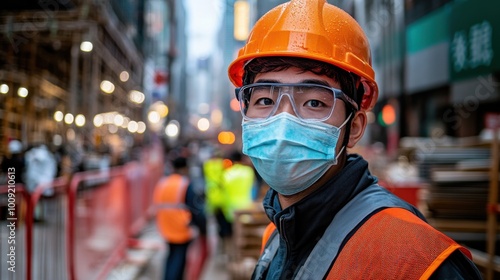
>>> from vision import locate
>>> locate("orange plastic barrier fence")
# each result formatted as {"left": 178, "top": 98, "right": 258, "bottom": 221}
{"left": 0, "top": 144, "right": 164, "bottom": 280}
{"left": 68, "top": 167, "right": 129, "bottom": 280}
{"left": 124, "top": 162, "right": 149, "bottom": 236}
{"left": 379, "top": 180, "right": 424, "bottom": 207}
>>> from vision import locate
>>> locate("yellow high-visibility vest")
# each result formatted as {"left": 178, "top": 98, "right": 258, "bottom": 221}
{"left": 203, "top": 158, "right": 225, "bottom": 214}
{"left": 221, "top": 163, "right": 255, "bottom": 222}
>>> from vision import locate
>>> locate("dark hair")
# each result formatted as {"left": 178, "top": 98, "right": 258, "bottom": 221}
{"left": 242, "top": 57, "right": 364, "bottom": 110}
{"left": 172, "top": 156, "right": 188, "bottom": 169}
{"left": 229, "top": 150, "right": 242, "bottom": 162}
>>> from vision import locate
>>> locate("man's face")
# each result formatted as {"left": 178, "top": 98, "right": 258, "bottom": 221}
{"left": 252, "top": 66, "right": 351, "bottom": 182}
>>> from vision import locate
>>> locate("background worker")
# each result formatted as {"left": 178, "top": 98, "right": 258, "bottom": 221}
{"left": 201, "top": 154, "right": 231, "bottom": 253}
{"left": 153, "top": 154, "right": 207, "bottom": 280}
{"left": 227, "top": 0, "right": 482, "bottom": 279}
{"left": 0, "top": 139, "right": 25, "bottom": 185}
{"left": 219, "top": 150, "right": 256, "bottom": 257}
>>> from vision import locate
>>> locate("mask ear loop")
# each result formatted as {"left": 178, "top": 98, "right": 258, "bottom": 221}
{"left": 333, "top": 112, "right": 353, "bottom": 164}
{"left": 339, "top": 71, "right": 363, "bottom": 141}
{"left": 338, "top": 112, "right": 353, "bottom": 130}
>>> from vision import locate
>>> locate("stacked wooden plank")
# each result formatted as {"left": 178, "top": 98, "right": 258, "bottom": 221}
{"left": 229, "top": 203, "right": 270, "bottom": 280}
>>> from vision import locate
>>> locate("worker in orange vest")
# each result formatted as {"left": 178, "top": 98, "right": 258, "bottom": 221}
{"left": 153, "top": 155, "right": 207, "bottom": 280}
{"left": 227, "top": 0, "right": 482, "bottom": 279}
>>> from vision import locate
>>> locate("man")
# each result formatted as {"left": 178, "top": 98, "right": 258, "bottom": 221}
{"left": 153, "top": 155, "right": 207, "bottom": 280}
{"left": 221, "top": 150, "right": 255, "bottom": 224}
{"left": 219, "top": 150, "right": 256, "bottom": 258}
{"left": 1, "top": 139, "right": 25, "bottom": 184}
{"left": 24, "top": 144, "right": 57, "bottom": 195}
{"left": 227, "top": 0, "right": 482, "bottom": 279}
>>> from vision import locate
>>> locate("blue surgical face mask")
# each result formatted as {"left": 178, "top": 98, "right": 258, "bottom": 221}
{"left": 242, "top": 113, "right": 350, "bottom": 195}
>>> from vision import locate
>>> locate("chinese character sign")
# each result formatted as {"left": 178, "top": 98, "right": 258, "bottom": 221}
{"left": 449, "top": 0, "right": 500, "bottom": 81}
{"left": 451, "top": 21, "right": 494, "bottom": 72}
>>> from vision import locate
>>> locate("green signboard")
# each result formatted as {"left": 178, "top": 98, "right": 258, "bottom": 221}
{"left": 407, "top": 6, "right": 450, "bottom": 55}
{"left": 449, "top": 0, "right": 500, "bottom": 81}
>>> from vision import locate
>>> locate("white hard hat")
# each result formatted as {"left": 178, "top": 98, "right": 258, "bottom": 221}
{"left": 8, "top": 140, "right": 23, "bottom": 154}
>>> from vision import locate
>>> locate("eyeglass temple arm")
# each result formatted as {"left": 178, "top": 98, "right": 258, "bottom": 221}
{"left": 234, "top": 88, "right": 241, "bottom": 101}
{"left": 336, "top": 91, "right": 359, "bottom": 111}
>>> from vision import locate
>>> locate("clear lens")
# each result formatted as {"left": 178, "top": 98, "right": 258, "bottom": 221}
{"left": 238, "top": 83, "right": 346, "bottom": 121}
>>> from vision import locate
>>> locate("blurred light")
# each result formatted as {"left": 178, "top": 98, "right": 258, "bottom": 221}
{"left": 137, "top": 121, "right": 146, "bottom": 134}
{"left": 53, "top": 134, "right": 62, "bottom": 146}
{"left": 129, "top": 90, "right": 145, "bottom": 104}
{"left": 80, "top": 41, "right": 93, "bottom": 52}
{"left": 165, "top": 121, "right": 179, "bottom": 137}
{"left": 119, "top": 71, "right": 129, "bottom": 82}
{"left": 121, "top": 117, "right": 130, "bottom": 128}
{"left": 128, "top": 120, "right": 138, "bottom": 133}
{"left": 381, "top": 104, "right": 396, "bottom": 126}
{"left": 54, "top": 111, "right": 64, "bottom": 122}
{"left": 108, "top": 124, "right": 118, "bottom": 134}
{"left": 218, "top": 131, "right": 236, "bottom": 145}
{"left": 198, "top": 103, "right": 210, "bottom": 114}
{"left": 104, "top": 112, "right": 115, "bottom": 124}
{"left": 234, "top": 0, "right": 250, "bottom": 41}
{"left": 100, "top": 80, "right": 115, "bottom": 94}
{"left": 197, "top": 118, "right": 210, "bottom": 131}
{"left": 148, "top": 111, "right": 161, "bottom": 124}
{"left": 222, "top": 159, "right": 233, "bottom": 169}
{"left": 66, "top": 128, "right": 75, "bottom": 141}
{"left": 211, "top": 109, "right": 223, "bottom": 126}
{"left": 64, "top": 113, "right": 74, "bottom": 124}
{"left": 0, "top": 84, "right": 9, "bottom": 94}
{"left": 17, "top": 87, "right": 28, "bottom": 98}
{"left": 230, "top": 98, "right": 240, "bottom": 112}
{"left": 93, "top": 114, "right": 104, "bottom": 127}
{"left": 113, "top": 114, "right": 124, "bottom": 126}
{"left": 75, "top": 114, "right": 86, "bottom": 127}
{"left": 152, "top": 101, "right": 169, "bottom": 118}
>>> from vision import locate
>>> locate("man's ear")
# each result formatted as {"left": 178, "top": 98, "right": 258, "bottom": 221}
{"left": 347, "top": 110, "right": 367, "bottom": 148}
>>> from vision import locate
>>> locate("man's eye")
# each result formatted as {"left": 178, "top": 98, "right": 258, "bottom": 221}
{"left": 256, "top": 98, "right": 274, "bottom": 106}
{"left": 305, "top": 100, "right": 324, "bottom": 108}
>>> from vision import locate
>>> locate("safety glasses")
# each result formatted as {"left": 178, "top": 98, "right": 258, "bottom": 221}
{"left": 235, "top": 83, "right": 358, "bottom": 121}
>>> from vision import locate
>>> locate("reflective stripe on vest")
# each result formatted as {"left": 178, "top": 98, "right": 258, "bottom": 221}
{"left": 253, "top": 184, "right": 470, "bottom": 279}
{"left": 153, "top": 174, "right": 193, "bottom": 243}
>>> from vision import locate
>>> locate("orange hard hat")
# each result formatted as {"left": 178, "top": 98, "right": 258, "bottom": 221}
{"left": 228, "top": 0, "right": 378, "bottom": 111}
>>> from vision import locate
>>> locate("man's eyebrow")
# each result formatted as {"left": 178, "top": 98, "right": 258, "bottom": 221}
{"left": 254, "top": 79, "right": 280, "bottom": 83}
{"left": 300, "top": 79, "right": 331, "bottom": 87}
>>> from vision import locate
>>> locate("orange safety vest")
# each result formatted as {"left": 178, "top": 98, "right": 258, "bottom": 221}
{"left": 257, "top": 185, "right": 473, "bottom": 280}
{"left": 153, "top": 174, "right": 194, "bottom": 244}
{"left": 260, "top": 209, "right": 471, "bottom": 279}
{"left": 328, "top": 208, "right": 471, "bottom": 279}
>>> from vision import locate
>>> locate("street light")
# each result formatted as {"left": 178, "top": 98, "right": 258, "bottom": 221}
{"left": 17, "top": 87, "right": 28, "bottom": 98}
{"left": 54, "top": 111, "right": 64, "bottom": 122}
{"left": 197, "top": 118, "right": 210, "bottom": 132}
{"left": 100, "top": 80, "right": 115, "bottom": 94}
{"left": 165, "top": 120, "right": 180, "bottom": 137}
{"left": 120, "top": 71, "right": 129, "bottom": 82}
{"left": 75, "top": 114, "right": 86, "bottom": 127}
{"left": 0, "top": 84, "right": 9, "bottom": 94}
{"left": 234, "top": 0, "right": 250, "bottom": 41}
{"left": 64, "top": 113, "right": 74, "bottom": 124}
{"left": 80, "top": 41, "right": 93, "bottom": 52}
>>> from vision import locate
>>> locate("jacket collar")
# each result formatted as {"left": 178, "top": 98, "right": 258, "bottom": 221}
{"left": 262, "top": 154, "right": 378, "bottom": 256}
